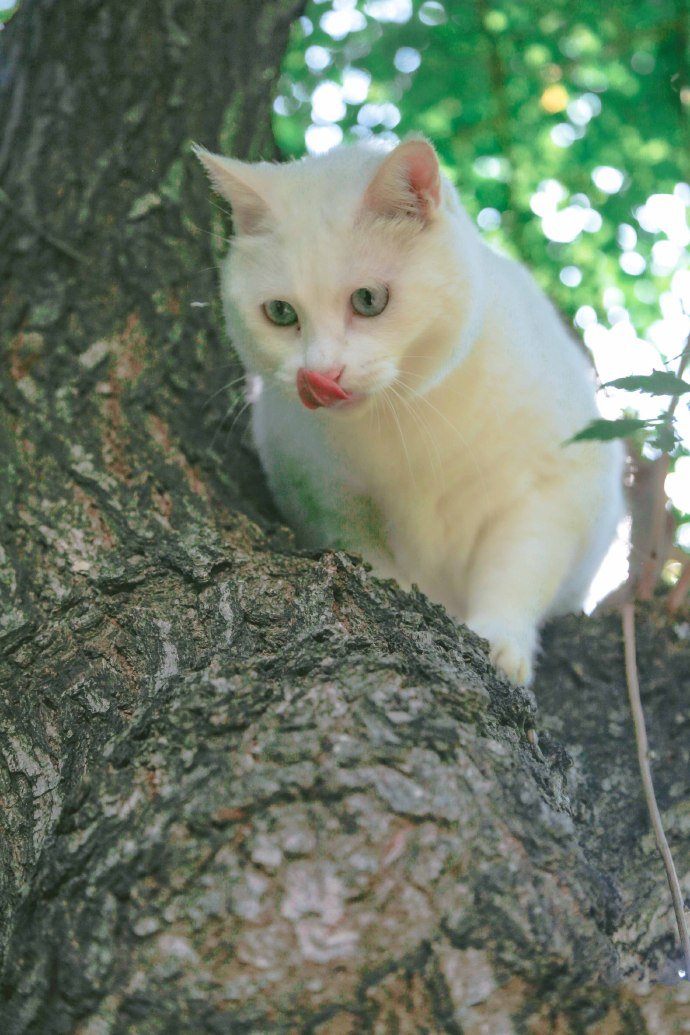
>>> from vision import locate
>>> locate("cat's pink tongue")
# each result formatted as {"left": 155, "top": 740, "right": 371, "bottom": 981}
{"left": 297, "top": 368, "right": 351, "bottom": 410}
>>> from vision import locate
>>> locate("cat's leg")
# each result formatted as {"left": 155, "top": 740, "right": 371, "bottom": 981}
{"left": 462, "top": 497, "right": 585, "bottom": 685}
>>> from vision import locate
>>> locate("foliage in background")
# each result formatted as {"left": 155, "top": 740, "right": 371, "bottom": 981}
{"left": 274, "top": 0, "right": 690, "bottom": 570}
{"left": 0, "top": 0, "right": 18, "bottom": 25}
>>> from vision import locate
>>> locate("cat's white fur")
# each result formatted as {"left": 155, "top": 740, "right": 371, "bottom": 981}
{"left": 196, "top": 139, "right": 624, "bottom": 684}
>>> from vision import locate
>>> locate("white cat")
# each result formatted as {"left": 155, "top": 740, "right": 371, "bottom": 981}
{"left": 196, "top": 138, "right": 624, "bottom": 685}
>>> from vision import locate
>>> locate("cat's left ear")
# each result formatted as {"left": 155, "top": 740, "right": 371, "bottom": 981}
{"left": 193, "top": 145, "right": 271, "bottom": 235}
{"left": 363, "top": 138, "right": 441, "bottom": 224}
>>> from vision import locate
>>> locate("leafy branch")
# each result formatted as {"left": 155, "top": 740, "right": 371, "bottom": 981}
{"left": 573, "top": 337, "right": 690, "bottom": 610}
{"left": 583, "top": 337, "right": 690, "bottom": 981}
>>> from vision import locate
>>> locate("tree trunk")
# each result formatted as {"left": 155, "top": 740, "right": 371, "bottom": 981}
{"left": 1, "top": 1, "right": 688, "bottom": 1031}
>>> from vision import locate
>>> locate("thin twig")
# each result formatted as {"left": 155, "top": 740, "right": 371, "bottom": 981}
{"left": 659, "top": 336, "right": 690, "bottom": 610}
{"left": 636, "top": 453, "right": 673, "bottom": 600}
{"left": 623, "top": 333, "right": 690, "bottom": 603}
{"left": 621, "top": 602, "right": 690, "bottom": 980}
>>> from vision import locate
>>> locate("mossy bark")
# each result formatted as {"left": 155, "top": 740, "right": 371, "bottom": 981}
{"left": 0, "top": 1, "right": 688, "bottom": 1032}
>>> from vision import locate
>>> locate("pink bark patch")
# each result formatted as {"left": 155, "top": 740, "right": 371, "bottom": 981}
{"left": 297, "top": 368, "right": 351, "bottom": 410}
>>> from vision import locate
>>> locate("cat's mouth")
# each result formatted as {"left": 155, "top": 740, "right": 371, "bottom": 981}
{"left": 297, "top": 368, "right": 360, "bottom": 411}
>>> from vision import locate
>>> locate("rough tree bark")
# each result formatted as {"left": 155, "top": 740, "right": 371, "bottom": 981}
{"left": 0, "top": 1, "right": 688, "bottom": 1032}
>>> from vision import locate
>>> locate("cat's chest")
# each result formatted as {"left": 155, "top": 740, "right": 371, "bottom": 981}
{"left": 335, "top": 410, "right": 495, "bottom": 551}
{"left": 334, "top": 396, "right": 496, "bottom": 506}
{"left": 254, "top": 380, "right": 531, "bottom": 570}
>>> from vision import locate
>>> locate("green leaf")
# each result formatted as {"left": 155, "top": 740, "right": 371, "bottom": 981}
{"left": 652, "top": 422, "right": 678, "bottom": 453}
{"left": 566, "top": 417, "right": 651, "bottom": 443}
{"left": 603, "top": 372, "right": 690, "bottom": 395}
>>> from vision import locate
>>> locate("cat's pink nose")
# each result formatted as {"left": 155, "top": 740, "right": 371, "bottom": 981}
{"left": 297, "top": 367, "right": 351, "bottom": 410}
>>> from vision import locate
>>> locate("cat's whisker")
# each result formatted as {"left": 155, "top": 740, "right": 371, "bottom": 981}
{"left": 374, "top": 387, "right": 386, "bottom": 442}
{"left": 382, "top": 387, "right": 415, "bottom": 486}
{"left": 399, "top": 385, "right": 443, "bottom": 477}
{"left": 209, "top": 199, "right": 234, "bottom": 219}
{"left": 396, "top": 371, "right": 491, "bottom": 505}
{"left": 399, "top": 390, "right": 444, "bottom": 482}
{"left": 189, "top": 265, "right": 221, "bottom": 277}
{"left": 202, "top": 375, "right": 247, "bottom": 409}
{"left": 189, "top": 221, "right": 233, "bottom": 247}
{"left": 368, "top": 388, "right": 379, "bottom": 432}
{"left": 416, "top": 393, "right": 489, "bottom": 504}
{"left": 224, "top": 399, "right": 252, "bottom": 448}
{"left": 388, "top": 379, "right": 443, "bottom": 481}
{"left": 208, "top": 391, "right": 250, "bottom": 450}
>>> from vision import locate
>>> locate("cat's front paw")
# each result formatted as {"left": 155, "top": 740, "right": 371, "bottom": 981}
{"left": 488, "top": 636, "right": 533, "bottom": 686}
{"left": 467, "top": 616, "right": 536, "bottom": 686}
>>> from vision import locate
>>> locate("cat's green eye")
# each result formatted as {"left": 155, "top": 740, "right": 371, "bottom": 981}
{"left": 263, "top": 299, "right": 298, "bottom": 327}
{"left": 351, "top": 285, "right": 389, "bottom": 318}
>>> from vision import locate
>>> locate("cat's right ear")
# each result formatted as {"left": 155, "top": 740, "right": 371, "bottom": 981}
{"left": 193, "top": 145, "right": 271, "bottom": 235}
{"left": 362, "top": 139, "right": 441, "bottom": 224}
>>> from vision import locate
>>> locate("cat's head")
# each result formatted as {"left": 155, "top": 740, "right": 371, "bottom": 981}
{"left": 195, "top": 139, "right": 483, "bottom": 412}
